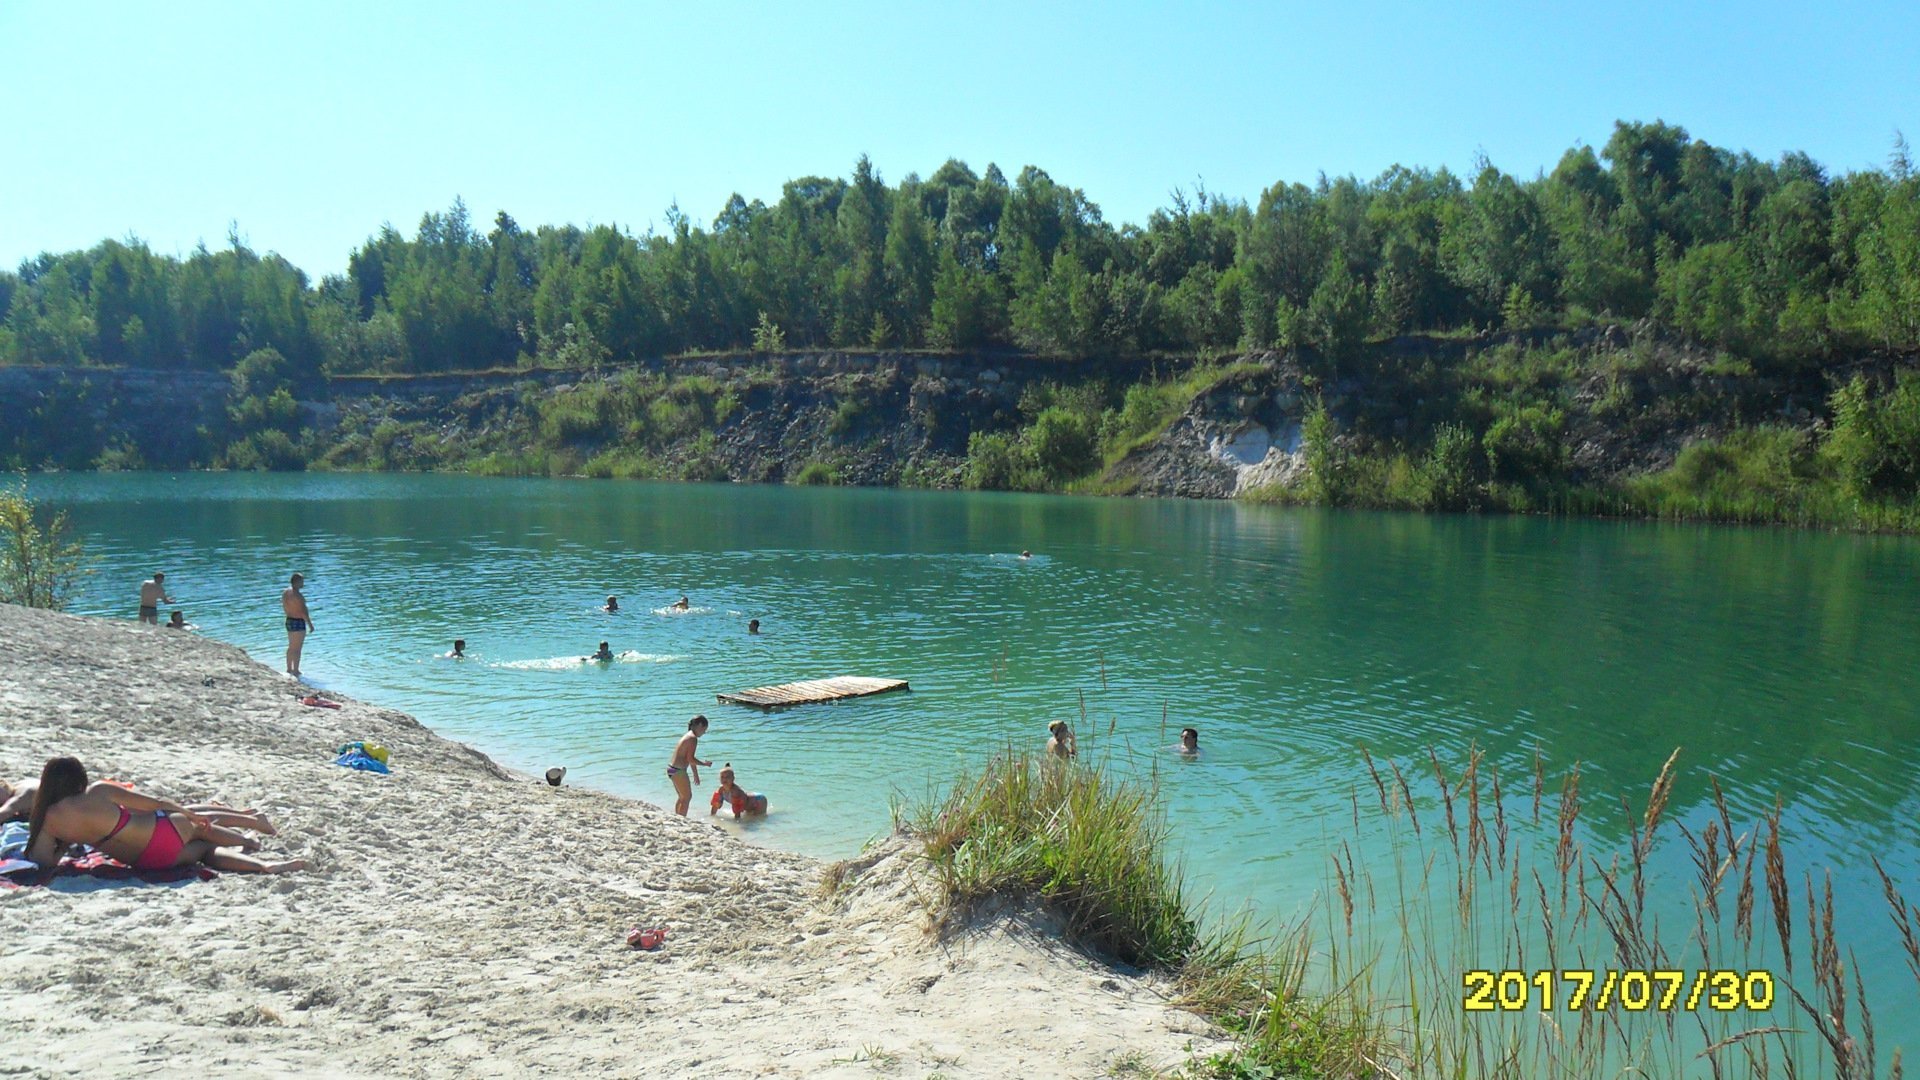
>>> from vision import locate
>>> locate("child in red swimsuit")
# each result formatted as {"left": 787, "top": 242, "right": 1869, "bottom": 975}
{"left": 708, "top": 765, "right": 767, "bottom": 818}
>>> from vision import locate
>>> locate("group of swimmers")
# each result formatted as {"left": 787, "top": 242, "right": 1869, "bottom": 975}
{"left": 1047, "top": 720, "right": 1201, "bottom": 759}
{"left": 573, "top": 595, "right": 758, "bottom": 664}
{"left": 138, "top": 571, "right": 307, "bottom": 673}
{"left": 3, "top": 761, "right": 305, "bottom": 875}
{"left": 136, "top": 573, "right": 196, "bottom": 631}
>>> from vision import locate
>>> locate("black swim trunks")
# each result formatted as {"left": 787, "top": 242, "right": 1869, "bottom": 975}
{"left": 285, "top": 617, "right": 307, "bottom": 633}
{"left": 139, "top": 606, "right": 158, "bottom": 619}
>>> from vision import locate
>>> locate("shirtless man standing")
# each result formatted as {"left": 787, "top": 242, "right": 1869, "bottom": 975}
{"left": 282, "top": 573, "right": 314, "bottom": 677}
{"left": 666, "top": 715, "right": 712, "bottom": 816}
{"left": 138, "top": 572, "right": 174, "bottom": 625}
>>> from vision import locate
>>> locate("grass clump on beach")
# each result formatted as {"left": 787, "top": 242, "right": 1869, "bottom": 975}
{"left": 902, "top": 749, "right": 1197, "bottom": 968}
{"left": 900, "top": 750, "right": 1389, "bottom": 1075}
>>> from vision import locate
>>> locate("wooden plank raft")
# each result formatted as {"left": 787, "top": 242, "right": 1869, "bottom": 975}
{"left": 716, "top": 675, "right": 909, "bottom": 710}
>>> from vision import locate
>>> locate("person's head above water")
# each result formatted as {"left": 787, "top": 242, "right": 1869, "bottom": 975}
{"left": 747, "top": 619, "right": 760, "bottom": 634}
{"left": 598, "top": 641, "right": 610, "bottom": 651}
{"left": 1180, "top": 727, "right": 1199, "bottom": 752}
{"left": 452, "top": 639, "right": 466, "bottom": 653}
{"left": 168, "top": 611, "right": 186, "bottom": 626}
{"left": 1020, "top": 550, "right": 1031, "bottom": 559}
{"left": 605, "top": 595, "right": 618, "bottom": 610}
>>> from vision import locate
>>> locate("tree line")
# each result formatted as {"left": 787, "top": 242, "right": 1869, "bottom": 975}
{"left": 4, "top": 120, "right": 1917, "bottom": 379}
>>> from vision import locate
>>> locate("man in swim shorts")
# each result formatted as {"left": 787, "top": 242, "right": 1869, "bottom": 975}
{"left": 666, "top": 715, "right": 712, "bottom": 816}
{"left": 138, "top": 572, "right": 174, "bottom": 625}
{"left": 282, "top": 573, "right": 313, "bottom": 677}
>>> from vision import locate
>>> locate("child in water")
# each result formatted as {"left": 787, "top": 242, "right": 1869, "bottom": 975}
{"left": 447, "top": 639, "right": 466, "bottom": 659}
{"left": 586, "top": 641, "right": 614, "bottom": 662}
{"left": 667, "top": 715, "right": 712, "bottom": 815}
{"left": 709, "top": 764, "right": 768, "bottom": 818}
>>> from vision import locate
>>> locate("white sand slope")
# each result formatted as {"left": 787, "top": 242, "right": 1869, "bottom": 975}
{"left": 0, "top": 603, "right": 1226, "bottom": 1078}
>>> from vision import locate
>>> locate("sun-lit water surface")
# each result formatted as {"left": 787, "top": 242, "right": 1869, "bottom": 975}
{"left": 28, "top": 471, "right": 1920, "bottom": 1053}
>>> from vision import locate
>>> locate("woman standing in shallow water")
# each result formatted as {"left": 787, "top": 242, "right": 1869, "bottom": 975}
{"left": 24, "top": 757, "right": 304, "bottom": 874}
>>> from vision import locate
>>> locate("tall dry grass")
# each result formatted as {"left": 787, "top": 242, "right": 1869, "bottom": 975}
{"left": 1310, "top": 745, "right": 1920, "bottom": 1079}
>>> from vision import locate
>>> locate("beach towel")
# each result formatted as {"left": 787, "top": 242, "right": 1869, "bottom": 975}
{"left": 0, "top": 821, "right": 27, "bottom": 860}
{"left": 0, "top": 847, "right": 216, "bottom": 889}
{"left": 334, "top": 749, "right": 390, "bottom": 774}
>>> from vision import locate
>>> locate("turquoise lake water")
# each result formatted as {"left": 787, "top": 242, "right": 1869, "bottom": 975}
{"left": 26, "top": 471, "right": 1920, "bottom": 1058}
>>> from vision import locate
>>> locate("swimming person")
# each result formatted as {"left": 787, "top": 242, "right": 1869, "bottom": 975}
{"left": 1177, "top": 727, "right": 1200, "bottom": 756}
{"left": 1020, "top": 550, "right": 1032, "bottom": 560}
{"left": 603, "top": 595, "right": 620, "bottom": 613}
{"left": 666, "top": 715, "right": 712, "bottom": 816}
{"left": 1047, "top": 720, "right": 1077, "bottom": 760}
{"left": 671, "top": 595, "right": 690, "bottom": 611}
{"left": 23, "top": 757, "right": 303, "bottom": 874}
{"left": 586, "top": 641, "right": 614, "bottom": 662}
{"left": 166, "top": 611, "right": 194, "bottom": 631}
{"left": 708, "top": 764, "right": 767, "bottom": 818}
{"left": 282, "top": 573, "right": 313, "bottom": 677}
{"left": 747, "top": 619, "right": 760, "bottom": 634}
{"left": 448, "top": 639, "right": 467, "bottom": 659}
{"left": 139, "top": 572, "right": 174, "bottom": 625}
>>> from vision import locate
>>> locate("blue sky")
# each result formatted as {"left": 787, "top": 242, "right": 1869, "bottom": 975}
{"left": 3, "top": 0, "right": 1915, "bottom": 279}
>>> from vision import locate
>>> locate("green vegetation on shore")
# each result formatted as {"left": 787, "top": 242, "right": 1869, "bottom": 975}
{"left": 896, "top": 747, "right": 1920, "bottom": 1077}
{"left": 0, "top": 478, "right": 87, "bottom": 609}
{"left": 5, "top": 118, "right": 1920, "bottom": 533}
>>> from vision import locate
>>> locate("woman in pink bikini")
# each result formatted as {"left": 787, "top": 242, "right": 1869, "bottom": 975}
{"left": 23, "top": 757, "right": 305, "bottom": 874}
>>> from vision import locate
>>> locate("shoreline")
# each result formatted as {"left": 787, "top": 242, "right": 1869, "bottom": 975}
{"left": 0, "top": 602, "right": 1227, "bottom": 1077}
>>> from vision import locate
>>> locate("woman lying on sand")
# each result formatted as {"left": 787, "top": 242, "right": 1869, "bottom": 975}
{"left": 23, "top": 757, "right": 305, "bottom": 874}
{"left": 2, "top": 777, "right": 277, "bottom": 835}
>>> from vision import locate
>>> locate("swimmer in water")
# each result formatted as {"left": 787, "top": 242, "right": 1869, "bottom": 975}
{"left": 1176, "top": 727, "right": 1200, "bottom": 756}
{"left": 603, "top": 595, "right": 620, "bottom": 613}
{"left": 747, "top": 618, "right": 760, "bottom": 634}
{"left": 671, "top": 595, "right": 690, "bottom": 611}
{"left": 1020, "top": 550, "right": 1032, "bottom": 560}
{"left": 166, "top": 611, "right": 194, "bottom": 631}
{"left": 1047, "top": 719, "right": 1077, "bottom": 760}
{"left": 448, "top": 639, "right": 467, "bottom": 659}
{"left": 708, "top": 764, "right": 768, "bottom": 819}
{"left": 586, "top": 641, "right": 614, "bottom": 662}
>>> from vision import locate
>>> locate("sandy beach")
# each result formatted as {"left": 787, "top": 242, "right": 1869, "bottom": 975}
{"left": 0, "top": 602, "right": 1226, "bottom": 1078}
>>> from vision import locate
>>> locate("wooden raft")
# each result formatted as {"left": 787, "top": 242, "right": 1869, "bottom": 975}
{"left": 716, "top": 675, "right": 909, "bottom": 711}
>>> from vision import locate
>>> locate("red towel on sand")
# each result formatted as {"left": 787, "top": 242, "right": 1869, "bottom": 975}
{"left": 0, "top": 850, "right": 217, "bottom": 888}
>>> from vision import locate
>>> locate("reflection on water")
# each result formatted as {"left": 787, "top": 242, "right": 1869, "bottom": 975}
{"left": 32, "top": 471, "right": 1920, "bottom": 1048}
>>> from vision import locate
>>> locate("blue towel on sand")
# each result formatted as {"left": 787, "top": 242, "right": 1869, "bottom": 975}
{"left": 0, "top": 821, "right": 27, "bottom": 859}
{"left": 334, "top": 749, "right": 390, "bottom": 774}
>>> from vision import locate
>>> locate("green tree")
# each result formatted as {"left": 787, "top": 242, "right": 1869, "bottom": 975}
{"left": 0, "top": 478, "right": 88, "bottom": 609}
